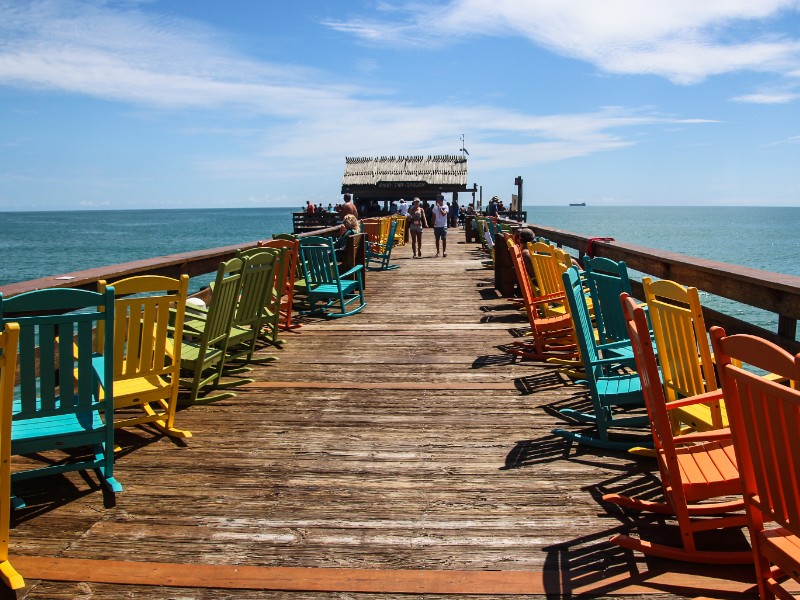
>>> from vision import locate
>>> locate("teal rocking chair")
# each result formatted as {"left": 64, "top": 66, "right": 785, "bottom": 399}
{"left": 365, "top": 219, "right": 399, "bottom": 271}
{"left": 551, "top": 266, "right": 652, "bottom": 451}
{"left": 299, "top": 236, "right": 366, "bottom": 318}
{"left": 583, "top": 256, "right": 634, "bottom": 346}
{"left": 0, "top": 287, "right": 122, "bottom": 507}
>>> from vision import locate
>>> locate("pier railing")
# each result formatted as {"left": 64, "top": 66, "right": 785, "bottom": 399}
{"left": 508, "top": 220, "right": 800, "bottom": 353}
{"left": 3, "top": 221, "right": 800, "bottom": 353}
{"left": 0, "top": 226, "right": 342, "bottom": 299}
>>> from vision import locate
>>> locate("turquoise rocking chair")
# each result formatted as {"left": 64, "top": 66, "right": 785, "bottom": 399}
{"left": 0, "top": 287, "right": 122, "bottom": 507}
{"left": 299, "top": 236, "right": 366, "bottom": 318}
{"left": 551, "top": 267, "right": 652, "bottom": 451}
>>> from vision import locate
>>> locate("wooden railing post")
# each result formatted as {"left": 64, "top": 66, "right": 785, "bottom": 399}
{"left": 778, "top": 315, "right": 797, "bottom": 343}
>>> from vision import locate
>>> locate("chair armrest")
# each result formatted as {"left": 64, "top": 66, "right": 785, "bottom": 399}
{"left": 665, "top": 389, "right": 724, "bottom": 411}
{"left": 340, "top": 265, "right": 364, "bottom": 278}
{"left": 673, "top": 427, "right": 731, "bottom": 444}
{"left": 529, "top": 292, "right": 566, "bottom": 306}
{"left": 597, "top": 339, "right": 632, "bottom": 351}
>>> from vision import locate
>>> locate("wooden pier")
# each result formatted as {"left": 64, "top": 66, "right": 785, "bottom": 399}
{"left": 6, "top": 235, "right": 759, "bottom": 599}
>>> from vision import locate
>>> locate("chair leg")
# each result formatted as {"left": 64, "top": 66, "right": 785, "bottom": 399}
{"left": 0, "top": 560, "right": 24, "bottom": 590}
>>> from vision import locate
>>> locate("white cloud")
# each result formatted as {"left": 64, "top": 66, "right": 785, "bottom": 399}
{"left": 0, "top": 1, "right": 717, "bottom": 181}
{"left": 733, "top": 91, "right": 800, "bottom": 103}
{"left": 325, "top": 0, "right": 800, "bottom": 84}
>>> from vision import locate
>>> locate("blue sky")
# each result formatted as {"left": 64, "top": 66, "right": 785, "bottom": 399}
{"left": 1, "top": 0, "right": 799, "bottom": 210}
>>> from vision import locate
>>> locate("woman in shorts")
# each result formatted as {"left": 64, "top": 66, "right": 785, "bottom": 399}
{"left": 407, "top": 198, "right": 428, "bottom": 258}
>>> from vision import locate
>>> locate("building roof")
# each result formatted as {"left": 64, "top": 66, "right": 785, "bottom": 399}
{"left": 342, "top": 155, "right": 468, "bottom": 188}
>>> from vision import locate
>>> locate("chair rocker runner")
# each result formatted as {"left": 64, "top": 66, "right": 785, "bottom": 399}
{"left": 98, "top": 274, "right": 192, "bottom": 439}
{"left": 711, "top": 327, "right": 800, "bottom": 598}
{"left": 0, "top": 287, "right": 122, "bottom": 508}
{"left": 299, "top": 236, "right": 366, "bottom": 318}
{"left": 551, "top": 268, "right": 651, "bottom": 451}
{"left": 602, "top": 295, "right": 750, "bottom": 564}
{"left": 0, "top": 322, "right": 24, "bottom": 589}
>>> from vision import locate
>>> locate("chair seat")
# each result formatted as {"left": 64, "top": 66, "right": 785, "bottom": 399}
{"left": 180, "top": 341, "right": 224, "bottom": 364}
{"left": 761, "top": 527, "right": 800, "bottom": 579}
{"left": 114, "top": 374, "right": 170, "bottom": 401}
{"left": 309, "top": 280, "right": 359, "bottom": 296}
{"left": 669, "top": 439, "right": 740, "bottom": 502}
{"left": 12, "top": 409, "right": 104, "bottom": 449}
{"left": 594, "top": 373, "right": 642, "bottom": 403}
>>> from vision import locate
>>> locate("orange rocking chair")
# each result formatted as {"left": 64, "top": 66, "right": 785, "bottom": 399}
{"left": 711, "top": 327, "right": 800, "bottom": 599}
{"left": 502, "top": 240, "right": 577, "bottom": 361}
{"left": 602, "top": 294, "right": 751, "bottom": 564}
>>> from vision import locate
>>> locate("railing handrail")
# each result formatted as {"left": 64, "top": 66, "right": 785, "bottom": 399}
{"left": 503, "top": 219, "right": 800, "bottom": 351}
{"left": 4, "top": 219, "right": 799, "bottom": 351}
{"left": 0, "top": 226, "right": 342, "bottom": 298}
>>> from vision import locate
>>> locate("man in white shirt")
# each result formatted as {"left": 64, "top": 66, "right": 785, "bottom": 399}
{"left": 432, "top": 195, "right": 449, "bottom": 257}
{"left": 397, "top": 198, "right": 408, "bottom": 216}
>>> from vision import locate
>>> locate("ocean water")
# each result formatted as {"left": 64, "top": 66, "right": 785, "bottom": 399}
{"left": 525, "top": 205, "right": 800, "bottom": 331}
{"left": 0, "top": 207, "right": 294, "bottom": 289}
{"left": 1, "top": 205, "right": 798, "bottom": 332}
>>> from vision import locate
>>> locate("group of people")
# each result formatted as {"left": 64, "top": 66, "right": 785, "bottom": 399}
{"left": 407, "top": 195, "right": 450, "bottom": 258}
{"left": 333, "top": 194, "right": 452, "bottom": 260}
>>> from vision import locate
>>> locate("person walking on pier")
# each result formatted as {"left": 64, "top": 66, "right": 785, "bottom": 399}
{"left": 408, "top": 198, "right": 427, "bottom": 258}
{"left": 432, "top": 195, "right": 449, "bottom": 258}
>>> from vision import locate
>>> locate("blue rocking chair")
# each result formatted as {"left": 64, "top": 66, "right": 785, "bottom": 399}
{"left": 0, "top": 287, "right": 122, "bottom": 508}
{"left": 551, "top": 267, "right": 652, "bottom": 451}
{"left": 299, "top": 236, "right": 366, "bottom": 318}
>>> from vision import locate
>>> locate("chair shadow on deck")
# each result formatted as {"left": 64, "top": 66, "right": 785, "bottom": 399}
{"left": 539, "top": 470, "right": 756, "bottom": 598}
{"left": 10, "top": 465, "right": 113, "bottom": 524}
{"left": 513, "top": 370, "right": 565, "bottom": 395}
{"left": 8, "top": 426, "right": 174, "bottom": 525}
{"left": 480, "top": 311, "right": 527, "bottom": 324}
{"left": 503, "top": 326, "right": 532, "bottom": 339}
{"left": 542, "top": 525, "right": 756, "bottom": 598}
{"left": 471, "top": 353, "right": 520, "bottom": 369}
{"left": 478, "top": 287, "right": 502, "bottom": 301}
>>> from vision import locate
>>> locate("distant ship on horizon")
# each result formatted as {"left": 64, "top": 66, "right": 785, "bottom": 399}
{"left": 569, "top": 202, "right": 586, "bottom": 206}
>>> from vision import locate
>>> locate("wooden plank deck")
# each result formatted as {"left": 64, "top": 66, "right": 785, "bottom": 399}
{"left": 5, "top": 234, "right": 758, "bottom": 599}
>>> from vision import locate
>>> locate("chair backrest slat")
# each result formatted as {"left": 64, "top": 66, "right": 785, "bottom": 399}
{"left": 622, "top": 294, "right": 676, "bottom": 456}
{"left": 300, "top": 236, "right": 339, "bottom": 286}
{"left": 644, "top": 278, "right": 716, "bottom": 400}
{"left": 563, "top": 266, "right": 600, "bottom": 371}
{"left": 584, "top": 256, "right": 632, "bottom": 344}
{"left": 712, "top": 328, "right": 800, "bottom": 534}
{"left": 0, "top": 287, "right": 114, "bottom": 420}
{"left": 204, "top": 258, "right": 243, "bottom": 347}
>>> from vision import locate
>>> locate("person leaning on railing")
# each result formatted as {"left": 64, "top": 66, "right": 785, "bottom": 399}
{"left": 335, "top": 214, "right": 360, "bottom": 260}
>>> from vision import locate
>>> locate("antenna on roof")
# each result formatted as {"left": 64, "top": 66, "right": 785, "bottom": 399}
{"left": 460, "top": 133, "right": 469, "bottom": 158}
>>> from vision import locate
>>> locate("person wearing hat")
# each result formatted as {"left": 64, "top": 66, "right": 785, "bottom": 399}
{"left": 407, "top": 198, "right": 427, "bottom": 258}
{"left": 432, "top": 195, "right": 449, "bottom": 258}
